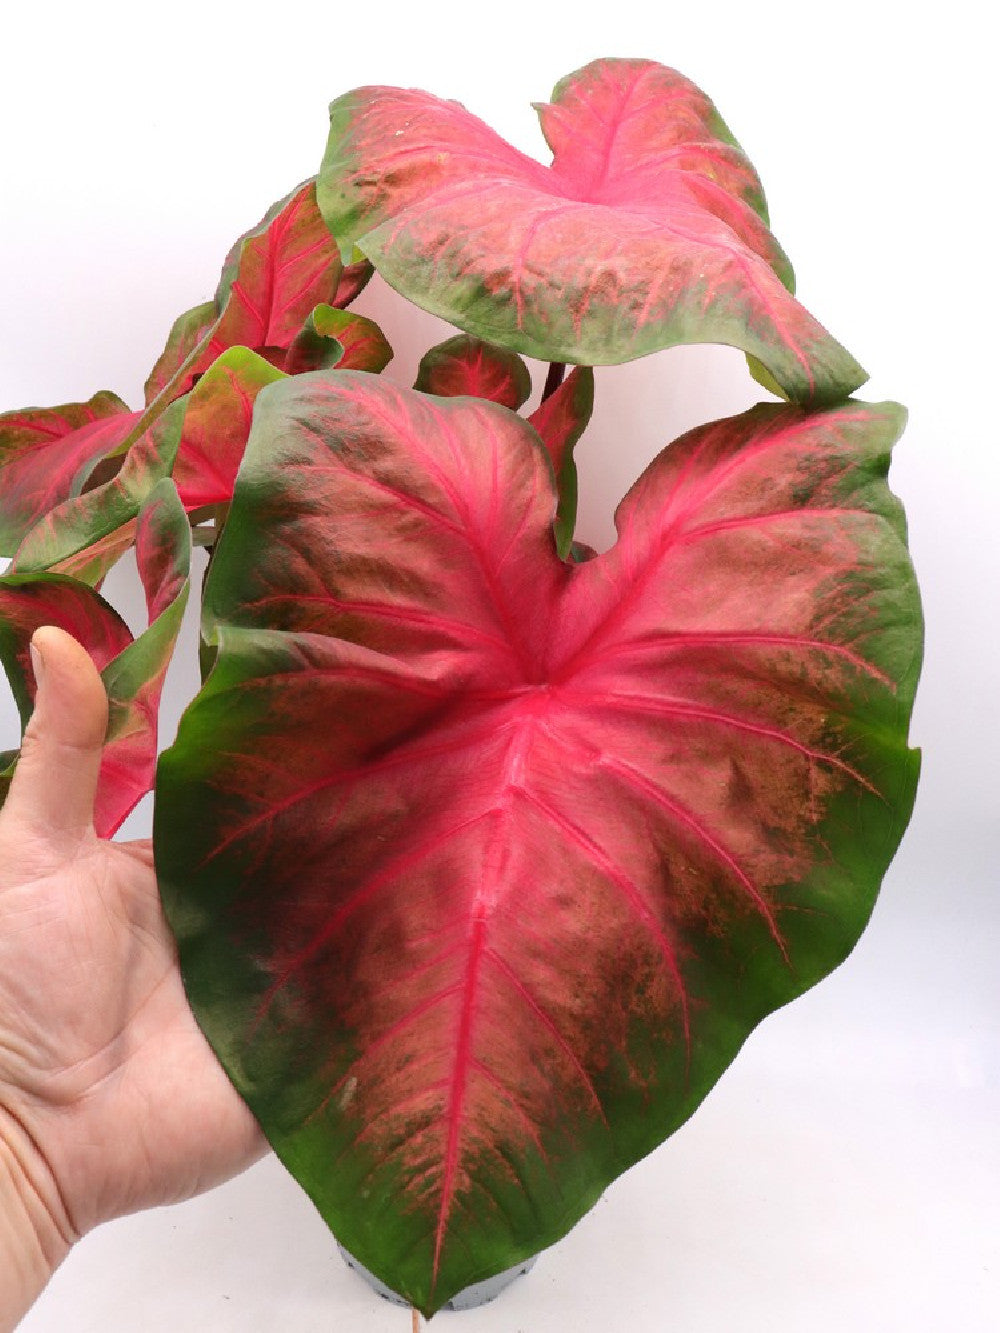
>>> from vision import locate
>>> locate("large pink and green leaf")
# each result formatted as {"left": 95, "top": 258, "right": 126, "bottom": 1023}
{"left": 156, "top": 374, "right": 920, "bottom": 1313}
{"left": 1, "top": 480, "right": 190, "bottom": 835}
{"left": 318, "top": 59, "right": 865, "bottom": 404}
{"left": 144, "top": 181, "right": 373, "bottom": 406}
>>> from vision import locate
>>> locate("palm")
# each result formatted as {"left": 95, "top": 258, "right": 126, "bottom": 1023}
{"left": 0, "top": 629, "right": 263, "bottom": 1245}
{"left": 0, "top": 836, "right": 263, "bottom": 1236}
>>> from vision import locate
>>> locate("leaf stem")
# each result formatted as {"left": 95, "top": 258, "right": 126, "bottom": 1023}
{"left": 541, "top": 361, "right": 566, "bottom": 402}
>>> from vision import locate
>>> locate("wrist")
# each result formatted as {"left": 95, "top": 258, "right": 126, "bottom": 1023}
{"left": 0, "top": 1113, "right": 72, "bottom": 1332}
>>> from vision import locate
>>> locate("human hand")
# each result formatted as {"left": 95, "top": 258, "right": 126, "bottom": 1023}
{"left": 0, "top": 627, "right": 265, "bottom": 1329}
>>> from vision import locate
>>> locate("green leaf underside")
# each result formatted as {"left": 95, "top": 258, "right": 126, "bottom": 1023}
{"left": 319, "top": 59, "right": 865, "bottom": 404}
{"left": 0, "top": 750, "right": 15, "bottom": 807}
{"left": 156, "top": 373, "right": 920, "bottom": 1313}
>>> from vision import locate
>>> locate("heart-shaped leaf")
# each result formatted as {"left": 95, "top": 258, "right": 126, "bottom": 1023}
{"left": 0, "top": 392, "right": 141, "bottom": 557}
{"left": 414, "top": 335, "right": 532, "bottom": 409}
{"left": 318, "top": 59, "right": 865, "bottom": 404}
{"left": 2, "top": 480, "right": 190, "bottom": 835}
{"left": 144, "top": 181, "right": 370, "bottom": 407}
{"left": 155, "top": 375, "right": 920, "bottom": 1314}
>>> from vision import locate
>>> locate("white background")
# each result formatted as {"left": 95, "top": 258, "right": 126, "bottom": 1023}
{"left": 1, "top": 1, "right": 996, "bottom": 1328}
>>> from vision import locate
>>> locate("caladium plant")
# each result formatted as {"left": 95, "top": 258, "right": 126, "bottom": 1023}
{"left": 0, "top": 57, "right": 921, "bottom": 1319}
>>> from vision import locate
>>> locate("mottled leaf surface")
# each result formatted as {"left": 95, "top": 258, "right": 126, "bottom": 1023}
{"left": 156, "top": 375, "right": 920, "bottom": 1313}
{"left": 319, "top": 59, "right": 865, "bottom": 403}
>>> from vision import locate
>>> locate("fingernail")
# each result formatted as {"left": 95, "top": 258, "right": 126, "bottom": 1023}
{"left": 29, "top": 640, "right": 45, "bottom": 691}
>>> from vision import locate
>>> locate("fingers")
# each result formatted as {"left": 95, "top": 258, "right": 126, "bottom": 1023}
{"left": 2, "top": 626, "right": 108, "bottom": 843}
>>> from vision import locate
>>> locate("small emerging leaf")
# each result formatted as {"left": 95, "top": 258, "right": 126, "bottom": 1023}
{"left": 285, "top": 305, "right": 393, "bottom": 376}
{"left": 414, "top": 335, "right": 531, "bottom": 409}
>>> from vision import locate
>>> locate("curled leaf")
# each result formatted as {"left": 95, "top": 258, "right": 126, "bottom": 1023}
{"left": 12, "top": 349, "right": 284, "bottom": 579}
{"left": 0, "top": 393, "right": 140, "bottom": 557}
{"left": 285, "top": 305, "right": 394, "bottom": 376}
{"left": 319, "top": 59, "right": 865, "bottom": 404}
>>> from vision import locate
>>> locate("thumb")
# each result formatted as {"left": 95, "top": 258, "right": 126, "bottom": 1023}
{"left": 2, "top": 625, "right": 108, "bottom": 843}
